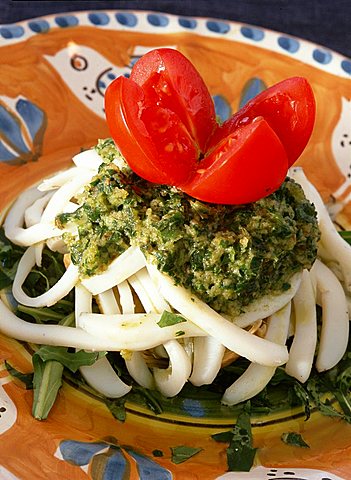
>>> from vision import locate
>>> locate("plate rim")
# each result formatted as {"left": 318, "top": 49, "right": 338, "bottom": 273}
{"left": 0, "top": 9, "right": 350, "bottom": 79}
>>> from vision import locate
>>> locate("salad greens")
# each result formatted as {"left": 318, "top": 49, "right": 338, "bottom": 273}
{"left": 212, "top": 408, "right": 257, "bottom": 472}
{"left": 170, "top": 445, "right": 203, "bottom": 464}
{"left": 281, "top": 432, "right": 310, "bottom": 448}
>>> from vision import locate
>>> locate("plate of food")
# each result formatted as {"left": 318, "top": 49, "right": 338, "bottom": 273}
{"left": 0, "top": 9, "right": 350, "bottom": 480}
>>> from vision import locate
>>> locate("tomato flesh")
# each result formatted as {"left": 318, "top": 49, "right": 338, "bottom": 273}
{"left": 183, "top": 117, "right": 289, "bottom": 204}
{"left": 130, "top": 48, "right": 217, "bottom": 152}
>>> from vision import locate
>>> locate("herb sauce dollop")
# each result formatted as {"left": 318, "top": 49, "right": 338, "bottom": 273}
{"left": 57, "top": 139, "right": 320, "bottom": 317}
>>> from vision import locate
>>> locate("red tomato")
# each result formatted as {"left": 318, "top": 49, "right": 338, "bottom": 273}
{"left": 183, "top": 117, "right": 289, "bottom": 204}
{"left": 208, "top": 77, "right": 315, "bottom": 167}
{"left": 130, "top": 48, "right": 217, "bottom": 152}
{"left": 105, "top": 75, "right": 198, "bottom": 186}
{"left": 105, "top": 48, "right": 315, "bottom": 205}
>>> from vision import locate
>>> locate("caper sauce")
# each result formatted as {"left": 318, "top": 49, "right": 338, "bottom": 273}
{"left": 57, "top": 139, "right": 320, "bottom": 317}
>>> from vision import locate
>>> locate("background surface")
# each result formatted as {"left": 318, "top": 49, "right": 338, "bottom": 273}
{"left": 1, "top": 0, "right": 351, "bottom": 59}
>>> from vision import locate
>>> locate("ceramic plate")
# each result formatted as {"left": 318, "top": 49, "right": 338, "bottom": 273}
{"left": 0, "top": 10, "right": 351, "bottom": 480}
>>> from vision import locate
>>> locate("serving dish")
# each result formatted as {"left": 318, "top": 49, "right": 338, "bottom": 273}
{"left": 0, "top": 10, "right": 350, "bottom": 480}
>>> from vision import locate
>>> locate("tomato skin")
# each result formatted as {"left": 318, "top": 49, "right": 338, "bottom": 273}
{"left": 208, "top": 77, "right": 315, "bottom": 167}
{"left": 105, "top": 75, "right": 198, "bottom": 186}
{"left": 183, "top": 117, "right": 289, "bottom": 204}
{"left": 130, "top": 48, "right": 217, "bottom": 152}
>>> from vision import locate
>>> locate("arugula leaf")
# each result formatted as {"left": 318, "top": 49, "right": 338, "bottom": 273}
{"left": 292, "top": 382, "right": 311, "bottom": 421}
{"left": 175, "top": 330, "right": 185, "bottom": 337}
{"left": 170, "top": 445, "right": 202, "bottom": 464}
{"left": 5, "top": 360, "right": 33, "bottom": 389}
{"left": 157, "top": 311, "right": 187, "bottom": 328}
{"left": 281, "top": 432, "right": 310, "bottom": 448}
{"left": 34, "top": 346, "right": 106, "bottom": 373}
{"left": 32, "top": 355, "right": 64, "bottom": 420}
{"left": 339, "top": 230, "right": 351, "bottom": 244}
{"left": 152, "top": 449, "right": 164, "bottom": 457}
{"left": 105, "top": 398, "right": 127, "bottom": 422}
{"left": 212, "top": 409, "right": 257, "bottom": 472}
{"left": 133, "top": 385, "right": 163, "bottom": 414}
{"left": 336, "top": 365, "right": 351, "bottom": 418}
{"left": 17, "top": 305, "right": 65, "bottom": 324}
{"left": 0, "top": 228, "right": 25, "bottom": 289}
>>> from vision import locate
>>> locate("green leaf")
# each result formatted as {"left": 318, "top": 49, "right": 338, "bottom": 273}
{"left": 105, "top": 398, "right": 127, "bottom": 422}
{"left": 34, "top": 346, "right": 106, "bottom": 373}
{"left": 32, "top": 355, "right": 64, "bottom": 420}
{"left": 157, "top": 311, "right": 187, "bottom": 328}
{"left": 175, "top": 330, "right": 185, "bottom": 337}
{"left": 293, "top": 382, "right": 311, "bottom": 421}
{"left": 211, "top": 431, "right": 233, "bottom": 443}
{"left": 5, "top": 360, "right": 33, "bottom": 389}
{"left": 212, "top": 409, "right": 257, "bottom": 472}
{"left": 281, "top": 432, "right": 310, "bottom": 448}
{"left": 16, "top": 305, "right": 65, "bottom": 323}
{"left": 337, "top": 365, "right": 351, "bottom": 417}
{"left": 306, "top": 377, "right": 344, "bottom": 420}
{"left": 152, "top": 449, "right": 164, "bottom": 457}
{"left": 0, "top": 227, "right": 24, "bottom": 289}
{"left": 228, "top": 411, "right": 257, "bottom": 472}
{"left": 339, "top": 230, "right": 351, "bottom": 245}
{"left": 133, "top": 385, "right": 163, "bottom": 415}
{"left": 170, "top": 445, "right": 202, "bottom": 464}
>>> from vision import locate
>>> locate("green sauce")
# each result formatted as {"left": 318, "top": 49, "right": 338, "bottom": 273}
{"left": 57, "top": 138, "right": 320, "bottom": 317}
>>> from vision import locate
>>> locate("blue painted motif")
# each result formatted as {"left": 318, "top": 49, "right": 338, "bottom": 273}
{"left": 88, "top": 13, "right": 110, "bottom": 26}
{"left": 240, "top": 26, "right": 265, "bottom": 41}
{"left": 147, "top": 14, "right": 170, "bottom": 27}
{"left": 239, "top": 77, "right": 267, "bottom": 109}
{"left": 16, "top": 99, "right": 45, "bottom": 141}
{"left": 115, "top": 12, "right": 138, "bottom": 27}
{"left": 312, "top": 49, "right": 332, "bottom": 64}
{"left": 107, "top": 72, "right": 117, "bottom": 80}
{"left": 341, "top": 59, "right": 351, "bottom": 74}
{"left": 206, "top": 20, "right": 230, "bottom": 34}
{"left": 0, "top": 105, "right": 30, "bottom": 155}
{"left": 0, "top": 142, "right": 16, "bottom": 162}
{"left": 178, "top": 17, "right": 197, "bottom": 29}
{"left": 54, "top": 15, "right": 79, "bottom": 28}
{"left": 96, "top": 447, "right": 128, "bottom": 479}
{"left": 126, "top": 450, "right": 172, "bottom": 479}
{"left": 28, "top": 20, "right": 50, "bottom": 34}
{"left": 58, "top": 438, "right": 172, "bottom": 479}
{"left": 0, "top": 25, "right": 24, "bottom": 39}
{"left": 277, "top": 36, "right": 300, "bottom": 54}
{"left": 0, "top": 97, "right": 47, "bottom": 164}
{"left": 60, "top": 440, "right": 107, "bottom": 465}
{"left": 182, "top": 398, "right": 206, "bottom": 418}
{"left": 212, "top": 95, "right": 232, "bottom": 123}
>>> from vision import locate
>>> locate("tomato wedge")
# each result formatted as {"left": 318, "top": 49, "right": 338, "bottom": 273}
{"left": 105, "top": 48, "right": 316, "bottom": 205}
{"left": 105, "top": 75, "right": 198, "bottom": 186}
{"left": 208, "top": 77, "right": 315, "bottom": 167}
{"left": 130, "top": 48, "right": 217, "bottom": 152}
{"left": 183, "top": 117, "right": 289, "bottom": 204}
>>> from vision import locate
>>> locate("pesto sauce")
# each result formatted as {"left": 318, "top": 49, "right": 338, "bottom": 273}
{"left": 57, "top": 139, "right": 320, "bottom": 317}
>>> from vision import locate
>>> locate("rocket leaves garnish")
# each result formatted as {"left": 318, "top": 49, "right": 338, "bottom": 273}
{"left": 212, "top": 408, "right": 257, "bottom": 472}
{"left": 157, "top": 311, "right": 187, "bottom": 328}
{"left": 33, "top": 346, "right": 106, "bottom": 373}
{"left": 170, "top": 445, "right": 203, "bottom": 464}
{"left": 339, "top": 230, "right": 351, "bottom": 244}
{"left": 281, "top": 432, "right": 310, "bottom": 448}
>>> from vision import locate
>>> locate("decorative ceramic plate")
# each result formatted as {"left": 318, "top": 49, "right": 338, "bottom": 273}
{"left": 0, "top": 10, "right": 351, "bottom": 480}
